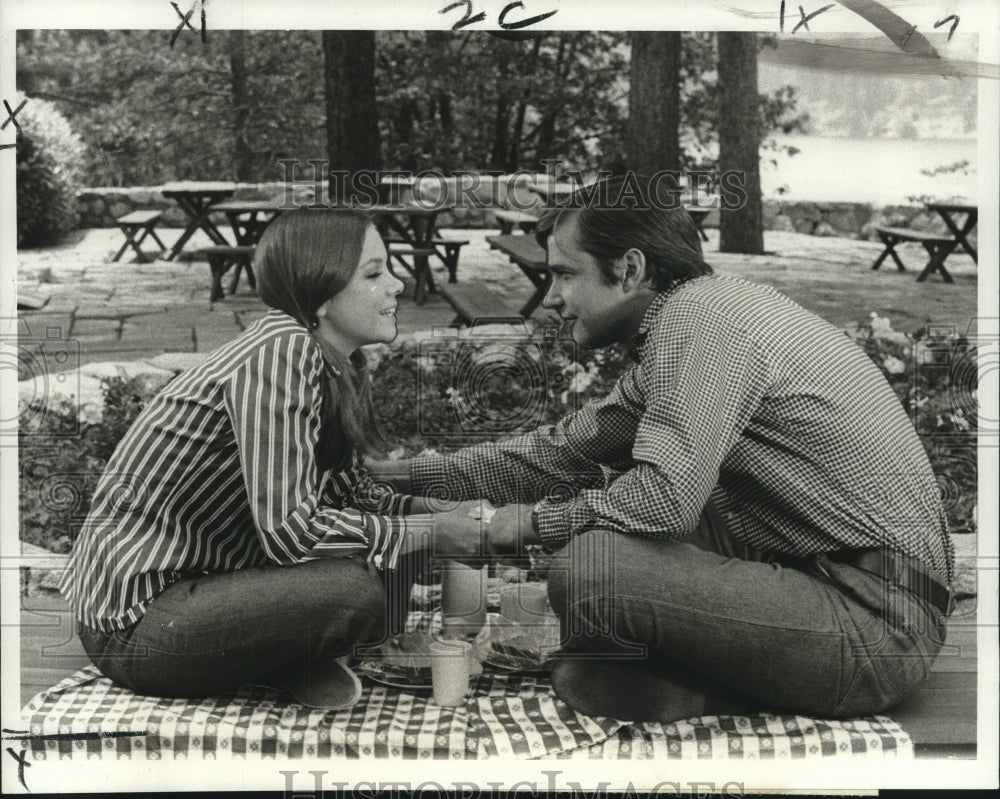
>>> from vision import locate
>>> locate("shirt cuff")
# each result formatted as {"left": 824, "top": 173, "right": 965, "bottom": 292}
{"left": 366, "top": 514, "right": 408, "bottom": 571}
{"left": 410, "top": 454, "right": 448, "bottom": 496}
{"left": 533, "top": 499, "right": 574, "bottom": 552}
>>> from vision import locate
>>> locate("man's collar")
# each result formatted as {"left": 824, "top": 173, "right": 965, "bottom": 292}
{"left": 626, "top": 291, "right": 672, "bottom": 362}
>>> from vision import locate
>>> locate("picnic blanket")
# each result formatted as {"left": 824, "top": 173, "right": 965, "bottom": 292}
{"left": 19, "top": 603, "right": 913, "bottom": 761}
{"left": 20, "top": 666, "right": 911, "bottom": 761}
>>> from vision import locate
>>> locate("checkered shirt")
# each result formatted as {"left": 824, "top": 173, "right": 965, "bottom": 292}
{"left": 411, "top": 276, "right": 953, "bottom": 582}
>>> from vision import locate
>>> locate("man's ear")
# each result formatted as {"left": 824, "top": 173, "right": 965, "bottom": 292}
{"left": 618, "top": 248, "right": 650, "bottom": 293}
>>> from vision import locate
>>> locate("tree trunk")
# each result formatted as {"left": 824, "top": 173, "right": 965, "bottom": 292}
{"left": 229, "top": 31, "right": 253, "bottom": 181}
{"left": 322, "top": 30, "right": 381, "bottom": 201}
{"left": 717, "top": 32, "right": 764, "bottom": 254}
{"left": 489, "top": 44, "right": 511, "bottom": 171}
{"left": 507, "top": 37, "right": 543, "bottom": 170}
{"left": 627, "top": 32, "right": 681, "bottom": 181}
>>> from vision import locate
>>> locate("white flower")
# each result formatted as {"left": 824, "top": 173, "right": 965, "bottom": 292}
{"left": 881, "top": 356, "right": 907, "bottom": 375}
{"left": 869, "top": 313, "right": 910, "bottom": 347}
{"left": 567, "top": 370, "right": 595, "bottom": 394}
{"left": 949, "top": 412, "right": 970, "bottom": 431}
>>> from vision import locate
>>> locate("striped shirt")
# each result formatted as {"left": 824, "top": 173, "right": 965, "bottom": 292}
{"left": 61, "top": 310, "right": 412, "bottom": 633}
{"left": 411, "top": 276, "right": 954, "bottom": 582}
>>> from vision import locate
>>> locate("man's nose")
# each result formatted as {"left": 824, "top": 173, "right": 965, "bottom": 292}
{"left": 541, "top": 278, "right": 561, "bottom": 309}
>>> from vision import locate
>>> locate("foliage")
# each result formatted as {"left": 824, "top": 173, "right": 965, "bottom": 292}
{"left": 19, "top": 376, "right": 163, "bottom": 554}
{"left": 17, "top": 30, "right": 805, "bottom": 185}
{"left": 677, "top": 33, "right": 809, "bottom": 173}
{"left": 14, "top": 91, "right": 86, "bottom": 246}
{"left": 906, "top": 158, "right": 974, "bottom": 206}
{"left": 371, "top": 329, "right": 631, "bottom": 454}
{"left": 16, "top": 30, "right": 325, "bottom": 186}
{"left": 20, "top": 317, "right": 976, "bottom": 556}
{"left": 845, "top": 313, "right": 977, "bottom": 535}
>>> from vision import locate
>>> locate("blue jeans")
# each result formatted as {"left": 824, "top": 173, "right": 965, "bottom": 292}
{"left": 545, "top": 505, "right": 946, "bottom": 721}
{"left": 78, "top": 552, "right": 427, "bottom": 698}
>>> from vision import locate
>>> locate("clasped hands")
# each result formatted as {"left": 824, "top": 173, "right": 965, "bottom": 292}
{"left": 427, "top": 500, "right": 534, "bottom": 566}
{"left": 367, "top": 457, "right": 534, "bottom": 566}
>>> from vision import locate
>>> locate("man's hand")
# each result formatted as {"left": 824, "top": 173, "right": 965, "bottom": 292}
{"left": 430, "top": 502, "right": 491, "bottom": 563}
{"left": 365, "top": 457, "right": 413, "bottom": 494}
{"left": 485, "top": 504, "right": 540, "bottom": 564}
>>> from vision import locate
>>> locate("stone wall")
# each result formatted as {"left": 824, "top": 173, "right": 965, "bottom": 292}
{"left": 77, "top": 177, "right": 965, "bottom": 242}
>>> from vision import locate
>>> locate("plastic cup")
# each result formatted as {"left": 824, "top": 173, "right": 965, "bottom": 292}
{"left": 499, "top": 582, "right": 550, "bottom": 625}
{"left": 441, "top": 560, "right": 488, "bottom": 636}
{"left": 430, "top": 638, "right": 472, "bottom": 707}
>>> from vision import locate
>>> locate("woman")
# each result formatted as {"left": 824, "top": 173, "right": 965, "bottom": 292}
{"left": 60, "top": 209, "right": 482, "bottom": 705}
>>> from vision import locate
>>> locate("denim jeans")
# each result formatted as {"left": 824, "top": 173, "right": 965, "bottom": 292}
{"left": 545, "top": 504, "right": 946, "bottom": 721}
{"left": 78, "top": 551, "right": 428, "bottom": 698}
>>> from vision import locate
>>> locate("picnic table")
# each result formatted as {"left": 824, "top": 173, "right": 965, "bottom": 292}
{"left": 485, "top": 234, "right": 549, "bottom": 317}
{"left": 922, "top": 201, "right": 978, "bottom": 282}
{"left": 872, "top": 200, "right": 978, "bottom": 284}
{"left": 370, "top": 203, "right": 455, "bottom": 304}
{"left": 524, "top": 183, "right": 715, "bottom": 242}
{"left": 162, "top": 181, "right": 236, "bottom": 260}
{"left": 200, "top": 199, "right": 290, "bottom": 299}
{"left": 211, "top": 199, "right": 287, "bottom": 246}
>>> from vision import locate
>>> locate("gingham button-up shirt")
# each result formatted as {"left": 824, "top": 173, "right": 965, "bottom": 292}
{"left": 411, "top": 276, "right": 953, "bottom": 581}
{"left": 61, "top": 310, "right": 412, "bottom": 633}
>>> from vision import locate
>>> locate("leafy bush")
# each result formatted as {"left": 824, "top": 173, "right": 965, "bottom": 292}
{"left": 845, "top": 313, "right": 978, "bottom": 535}
{"left": 15, "top": 91, "right": 86, "bottom": 247}
{"left": 371, "top": 330, "right": 630, "bottom": 456}
{"left": 19, "top": 376, "right": 162, "bottom": 554}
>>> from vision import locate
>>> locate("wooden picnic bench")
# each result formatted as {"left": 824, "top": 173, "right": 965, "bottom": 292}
{"left": 386, "top": 236, "right": 470, "bottom": 284}
{"left": 198, "top": 245, "right": 257, "bottom": 301}
{"left": 112, "top": 210, "right": 167, "bottom": 263}
{"left": 438, "top": 282, "right": 531, "bottom": 326}
{"left": 485, "top": 234, "right": 550, "bottom": 320}
{"left": 872, "top": 226, "right": 956, "bottom": 282}
{"left": 494, "top": 210, "right": 541, "bottom": 235}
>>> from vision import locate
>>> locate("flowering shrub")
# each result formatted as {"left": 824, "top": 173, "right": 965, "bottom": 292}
{"left": 845, "top": 313, "right": 978, "bottom": 534}
{"left": 19, "top": 376, "right": 159, "bottom": 554}
{"left": 371, "top": 328, "right": 630, "bottom": 455}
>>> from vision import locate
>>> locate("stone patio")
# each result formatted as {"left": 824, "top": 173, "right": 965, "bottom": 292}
{"left": 17, "top": 225, "right": 978, "bottom": 369}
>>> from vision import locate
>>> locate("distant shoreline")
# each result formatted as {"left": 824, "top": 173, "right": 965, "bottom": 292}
{"left": 762, "top": 134, "right": 978, "bottom": 205}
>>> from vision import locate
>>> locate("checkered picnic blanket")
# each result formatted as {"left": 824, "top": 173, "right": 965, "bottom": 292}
{"left": 19, "top": 666, "right": 911, "bottom": 761}
{"left": 19, "top": 603, "right": 913, "bottom": 761}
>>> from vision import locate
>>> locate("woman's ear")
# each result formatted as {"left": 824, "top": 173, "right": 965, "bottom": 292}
{"left": 316, "top": 300, "right": 330, "bottom": 321}
{"left": 618, "top": 248, "right": 649, "bottom": 293}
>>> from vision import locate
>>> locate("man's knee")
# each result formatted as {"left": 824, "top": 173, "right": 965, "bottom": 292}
{"left": 546, "top": 529, "right": 620, "bottom": 613}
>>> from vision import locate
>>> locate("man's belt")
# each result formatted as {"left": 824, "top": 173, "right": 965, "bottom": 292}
{"left": 825, "top": 548, "right": 954, "bottom": 617}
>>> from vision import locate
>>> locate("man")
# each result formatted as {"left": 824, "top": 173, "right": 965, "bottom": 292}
{"left": 370, "top": 175, "right": 953, "bottom": 722}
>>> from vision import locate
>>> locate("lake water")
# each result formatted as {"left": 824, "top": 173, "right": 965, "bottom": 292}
{"left": 760, "top": 135, "right": 977, "bottom": 205}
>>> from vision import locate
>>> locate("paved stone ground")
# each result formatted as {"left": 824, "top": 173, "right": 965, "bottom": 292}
{"left": 16, "top": 224, "right": 978, "bottom": 371}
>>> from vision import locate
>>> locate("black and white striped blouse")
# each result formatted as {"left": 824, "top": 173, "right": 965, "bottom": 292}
{"left": 60, "top": 310, "right": 411, "bottom": 633}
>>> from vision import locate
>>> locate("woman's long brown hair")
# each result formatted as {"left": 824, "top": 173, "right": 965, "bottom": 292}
{"left": 253, "top": 208, "right": 386, "bottom": 471}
